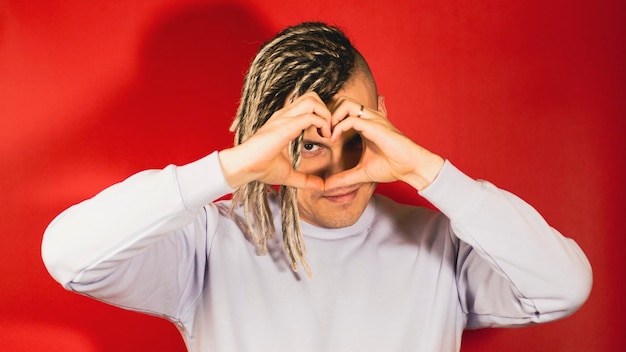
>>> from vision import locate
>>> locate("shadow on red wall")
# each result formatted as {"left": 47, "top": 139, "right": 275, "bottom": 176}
{"left": 1, "top": 2, "right": 270, "bottom": 350}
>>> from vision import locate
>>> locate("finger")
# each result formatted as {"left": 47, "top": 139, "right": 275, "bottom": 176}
{"left": 283, "top": 112, "right": 332, "bottom": 140}
{"left": 284, "top": 93, "right": 332, "bottom": 137}
{"left": 323, "top": 167, "right": 369, "bottom": 191}
{"left": 288, "top": 92, "right": 332, "bottom": 119}
{"left": 284, "top": 170, "right": 325, "bottom": 190}
{"left": 330, "top": 116, "right": 374, "bottom": 143}
{"left": 330, "top": 98, "right": 366, "bottom": 127}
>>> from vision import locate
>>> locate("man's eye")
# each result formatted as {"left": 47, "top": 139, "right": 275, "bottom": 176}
{"left": 303, "top": 143, "right": 318, "bottom": 151}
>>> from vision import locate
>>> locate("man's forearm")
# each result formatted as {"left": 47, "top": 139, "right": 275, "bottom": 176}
{"left": 41, "top": 152, "right": 232, "bottom": 286}
{"left": 420, "top": 161, "right": 592, "bottom": 326}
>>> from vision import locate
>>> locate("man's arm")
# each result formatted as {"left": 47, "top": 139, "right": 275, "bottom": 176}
{"left": 42, "top": 92, "right": 337, "bottom": 317}
{"left": 41, "top": 152, "right": 232, "bottom": 318}
{"left": 421, "top": 161, "right": 592, "bottom": 327}
{"left": 327, "top": 98, "right": 592, "bottom": 325}
{"left": 42, "top": 153, "right": 232, "bottom": 286}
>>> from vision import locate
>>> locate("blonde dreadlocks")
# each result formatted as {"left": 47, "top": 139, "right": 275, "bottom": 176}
{"left": 229, "top": 22, "right": 366, "bottom": 277}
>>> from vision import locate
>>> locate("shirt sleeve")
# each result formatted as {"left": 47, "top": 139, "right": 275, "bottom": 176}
{"left": 419, "top": 160, "right": 592, "bottom": 328}
{"left": 41, "top": 151, "right": 233, "bottom": 320}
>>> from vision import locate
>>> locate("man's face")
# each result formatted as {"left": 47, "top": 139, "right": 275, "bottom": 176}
{"left": 295, "top": 72, "right": 384, "bottom": 228}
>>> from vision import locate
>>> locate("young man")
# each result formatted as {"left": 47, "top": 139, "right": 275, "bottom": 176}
{"left": 42, "top": 22, "right": 592, "bottom": 351}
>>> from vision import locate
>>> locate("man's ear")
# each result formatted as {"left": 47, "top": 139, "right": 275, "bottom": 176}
{"left": 377, "top": 95, "right": 388, "bottom": 117}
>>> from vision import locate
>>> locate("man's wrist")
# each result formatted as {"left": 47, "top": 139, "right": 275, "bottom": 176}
{"left": 403, "top": 152, "right": 445, "bottom": 192}
{"left": 218, "top": 147, "right": 254, "bottom": 189}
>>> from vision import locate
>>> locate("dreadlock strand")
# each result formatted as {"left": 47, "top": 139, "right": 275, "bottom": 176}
{"left": 280, "top": 186, "right": 298, "bottom": 270}
{"left": 280, "top": 185, "right": 312, "bottom": 278}
{"left": 281, "top": 133, "right": 313, "bottom": 277}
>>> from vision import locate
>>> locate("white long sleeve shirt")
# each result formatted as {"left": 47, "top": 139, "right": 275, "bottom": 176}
{"left": 41, "top": 152, "right": 592, "bottom": 351}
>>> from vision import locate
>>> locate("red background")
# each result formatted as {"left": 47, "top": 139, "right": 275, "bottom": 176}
{"left": 1, "top": 0, "right": 624, "bottom": 350}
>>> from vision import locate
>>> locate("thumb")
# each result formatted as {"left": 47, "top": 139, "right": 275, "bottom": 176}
{"left": 284, "top": 171, "right": 325, "bottom": 191}
{"left": 323, "top": 167, "right": 369, "bottom": 191}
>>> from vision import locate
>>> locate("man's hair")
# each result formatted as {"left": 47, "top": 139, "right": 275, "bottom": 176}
{"left": 230, "top": 22, "right": 368, "bottom": 277}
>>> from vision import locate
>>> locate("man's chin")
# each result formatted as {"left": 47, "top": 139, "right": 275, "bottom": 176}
{"left": 297, "top": 183, "right": 375, "bottom": 228}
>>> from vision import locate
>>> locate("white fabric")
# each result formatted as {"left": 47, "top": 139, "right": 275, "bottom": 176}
{"left": 42, "top": 152, "right": 592, "bottom": 352}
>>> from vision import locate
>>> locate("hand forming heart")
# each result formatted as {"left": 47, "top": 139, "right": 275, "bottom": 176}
{"left": 219, "top": 92, "right": 444, "bottom": 193}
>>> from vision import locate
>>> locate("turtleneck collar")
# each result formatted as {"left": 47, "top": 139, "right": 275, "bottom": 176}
{"left": 299, "top": 196, "right": 377, "bottom": 240}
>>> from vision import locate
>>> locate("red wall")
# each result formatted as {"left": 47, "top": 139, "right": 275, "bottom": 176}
{"left": 1, "top": 0, "right": 624, "bottom": 350}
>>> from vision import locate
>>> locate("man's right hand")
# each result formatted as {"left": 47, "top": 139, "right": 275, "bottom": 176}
{"left": 218, "top": 92, "right": 332, "bottom": 190}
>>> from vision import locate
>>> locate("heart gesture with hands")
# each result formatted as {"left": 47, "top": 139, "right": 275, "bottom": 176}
{"left": 219, "top": 91, "right": 444, "bottom": 194}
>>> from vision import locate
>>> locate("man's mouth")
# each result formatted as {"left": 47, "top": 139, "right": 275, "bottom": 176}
{"left": 321, "top": 185, "right": 360, "bottom": 203}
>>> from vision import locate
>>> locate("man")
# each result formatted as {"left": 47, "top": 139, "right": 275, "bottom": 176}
{"left": 42, "top": 22, "right": 592, "bottom": 351}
